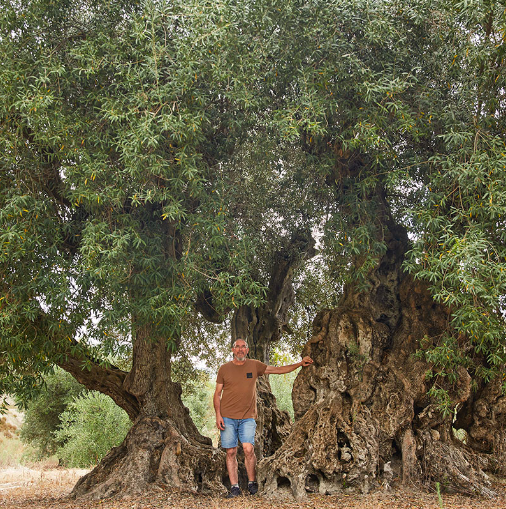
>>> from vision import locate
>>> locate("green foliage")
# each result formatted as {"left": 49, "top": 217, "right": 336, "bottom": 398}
{"left": 436, "top": 481, "right": 444, "bottom": 508}
{"left": 287, "top": 256, "right": 344, "bottom": 355}
{"left": 19, "top": 369, "right": 85, "bottom": 459}
{"left": 0, "top": 0, "right": 271, "bottom": 402}
{"left": 401, "top": 0, "right": 506, "bottom": 399}
{"left": 269, "top": 371, "right": 297, "bottom": 422}
{"left": 182, "top": 383, "right": 210, "bottom": 432}
{"left": 54, "top": 392, "right": 131, "bottom": 468}
{"left": 269, "top": 348, "right": 299, "bottom": 420}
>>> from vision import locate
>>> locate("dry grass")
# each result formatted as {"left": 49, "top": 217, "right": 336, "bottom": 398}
{"left": 0, "top": 396, "right": 26, "bottom": 469}
{"left": 0, "top": 435, "right": 26, "bottom": 468}
{"left": 1, "top": 468, "right": 506, "bottom": 509}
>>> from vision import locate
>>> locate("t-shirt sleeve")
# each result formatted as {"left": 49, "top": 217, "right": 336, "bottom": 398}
{"left": 256, "top": 360, "right": 268, "bottom": 376}
{"left": 216, "top": 366, "right": 225, "bottom": 384}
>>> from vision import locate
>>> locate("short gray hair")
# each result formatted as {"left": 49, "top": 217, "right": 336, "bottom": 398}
{"left": 232, "top": 338, "right": 249, "bottom": 348}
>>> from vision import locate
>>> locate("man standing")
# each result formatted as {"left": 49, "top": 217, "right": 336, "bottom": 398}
{"left": 214, "top": 338, "right": 313, "bottom": 498}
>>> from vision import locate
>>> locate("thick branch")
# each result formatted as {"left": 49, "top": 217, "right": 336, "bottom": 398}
{"left": 57, "top": 354, "right": 140, "bottom": 421}
{"left": 194, "top": 289, "right": 228, "bottom": 323}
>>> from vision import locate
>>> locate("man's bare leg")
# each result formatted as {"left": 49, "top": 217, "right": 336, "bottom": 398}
{"left": 243, "top": 442, "right": 256, "bottom": 481}
{"left": 225, "top": 447, "right": 239, "bottom": 485}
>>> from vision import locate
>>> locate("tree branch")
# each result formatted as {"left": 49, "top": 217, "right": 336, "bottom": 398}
{"left": 57, "top": 353, "right": 140, "bottom": 421}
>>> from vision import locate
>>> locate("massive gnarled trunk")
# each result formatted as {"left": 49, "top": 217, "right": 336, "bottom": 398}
{"left": 258, "top": 220, "right": 501, "bottom": 499}
{"left": 60, "top": 324, "right": 225, "bottom": 500}
{"left": 454, "top": 377, "right": 506, "bottom": 476}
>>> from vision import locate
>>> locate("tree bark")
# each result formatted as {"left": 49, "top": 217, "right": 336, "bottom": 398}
{"left": 67, "top": 324, "right": 225, "bottom": 500}
{"left": 57, "top": 355, "right": 140, "bottom": 421}
{"left": 258, "top": 220, "right": 500, "bottom": 499}
{"left": 454, "top": 377, "right": 506, "bottom": 476}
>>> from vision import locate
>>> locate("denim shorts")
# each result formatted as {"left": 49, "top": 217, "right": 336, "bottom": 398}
{"left": 220, "top": 417, "right": 256, "bottom": 449}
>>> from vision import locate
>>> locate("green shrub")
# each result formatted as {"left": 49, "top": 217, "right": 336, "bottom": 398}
{"left": 182, "top": 376, "right": 219, "bottom": 446}
{"left": 19, "top": 369, "right": 85, "bottom": 459}
{"left": 55, "top": 392, "right": 131, "bottom": 468}
{"left": 269, "top": 348, "right": 298, "bottom": 421}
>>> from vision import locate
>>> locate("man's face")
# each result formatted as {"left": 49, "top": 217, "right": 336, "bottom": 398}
{"left": 232, "top": 340, "right": 249, "bottom": 361}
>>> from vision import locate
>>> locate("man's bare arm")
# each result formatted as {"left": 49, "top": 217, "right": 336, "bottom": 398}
{"left": 265, "top": 356, "right": 313, "bottom": 375}
{"left": 213, "top": 382, "right": 225, "bottom": 430}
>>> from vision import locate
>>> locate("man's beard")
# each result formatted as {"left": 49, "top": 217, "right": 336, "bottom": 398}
{"left": 234, "top": 354, "right": 246, "bottom": 361}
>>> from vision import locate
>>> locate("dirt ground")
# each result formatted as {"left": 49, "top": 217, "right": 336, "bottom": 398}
{"left": 2, "top": 467, "right": 506, "bottom": 509}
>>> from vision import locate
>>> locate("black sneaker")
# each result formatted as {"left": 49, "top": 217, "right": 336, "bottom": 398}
{"left": 227, "top": 486, "right": 242, "bottom": 498}
{"left": 248, "top": 481, "right": 258, "bottom": 495}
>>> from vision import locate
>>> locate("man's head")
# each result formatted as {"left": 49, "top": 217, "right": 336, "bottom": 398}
{"left": 232, "top": 338, "right": 249, "bottom": 362}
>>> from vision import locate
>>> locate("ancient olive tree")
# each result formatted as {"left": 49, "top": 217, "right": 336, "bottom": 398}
{"left": 256, "top": 0, "right": 506, "bottom": 499}
{"left": 0, "top": 0, "right": 277, "bottom": 498}
{"left": 2, "top": 0, "right": 506, "bottom": 501}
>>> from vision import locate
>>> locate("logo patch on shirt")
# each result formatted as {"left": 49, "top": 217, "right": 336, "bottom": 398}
{"left": 246, "top": 372, "right": 253, "bottom": 378}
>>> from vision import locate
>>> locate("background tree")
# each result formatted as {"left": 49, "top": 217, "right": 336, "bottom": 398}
{"left": 19, "top": 369, "right": 133, "bottom": 468}
{"left": 19, "top": 369, "right": 85, "bottom": 460}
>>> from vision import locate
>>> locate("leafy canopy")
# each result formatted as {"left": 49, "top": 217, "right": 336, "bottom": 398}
{"left": 0, "top": 0, "right": 271, "bottom": 400}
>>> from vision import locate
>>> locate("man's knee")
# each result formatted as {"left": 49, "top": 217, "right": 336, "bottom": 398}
{"left": 226, "top": 447, "right": 238, "bottom": 459}
{"left": 242, "top": 442, "right": 255, "bottom": 458}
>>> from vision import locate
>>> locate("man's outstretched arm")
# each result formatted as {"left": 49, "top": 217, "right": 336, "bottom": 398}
{"left": 264, "top": 356, "right": 313, "bottom": 375}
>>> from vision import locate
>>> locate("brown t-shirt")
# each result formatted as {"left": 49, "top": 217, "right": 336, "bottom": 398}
{"left": 216, "top": 359, "right": 267, "bottom": 419}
